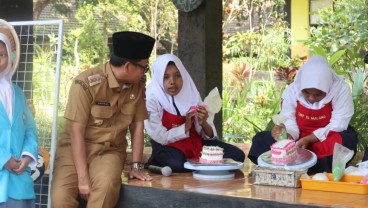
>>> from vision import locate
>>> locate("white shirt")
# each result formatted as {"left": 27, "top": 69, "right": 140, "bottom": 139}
{"left": 144, "top": 95, "right": 217, "bottom": 145}
{"left": 281, "top": 55, "right": 354, "bottom": 142}
{"left": 0, "top": 34, "right": 14, "bottom": 121}
{"left": 144, "top": 54, "right": 217, "bottom": 145}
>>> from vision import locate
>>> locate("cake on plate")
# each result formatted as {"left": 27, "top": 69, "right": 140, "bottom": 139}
{"left": 271, "top": 140, "right": 297, "bottom": 164}
{"left": 199, "top": 146, "right": 224, "bottom": 164}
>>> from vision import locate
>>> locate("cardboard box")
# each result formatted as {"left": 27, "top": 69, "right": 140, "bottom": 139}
{"left": 252, "top": 166, "right": 307, "bottom": 188}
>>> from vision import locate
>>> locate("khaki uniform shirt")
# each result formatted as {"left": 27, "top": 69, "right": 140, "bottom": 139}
{"left": 55, "top": 62, "right": 148, "bottom": 165}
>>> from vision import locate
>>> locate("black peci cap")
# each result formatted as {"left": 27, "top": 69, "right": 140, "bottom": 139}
{"left": 110, "top": 31, "right": 155, "bottom": 66}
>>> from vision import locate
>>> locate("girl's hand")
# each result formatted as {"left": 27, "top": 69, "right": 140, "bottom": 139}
{"left": 12, "top": 156, "right": 31, "bottom": 174}
{"left": 5, "top": 157, "right": 20, "bottom": 173}
{"left": 296, "top": 134, "right": 318, "bottom": 149}
{"left": 271, "top": 124, "right": 285, "bottom": 141}
{"left": 185, "top": 111, "right": 196, "bottom": 132}
{"left": 196, "top": 105, "right": 209, "bottom": 126}
{"left": 128, "top": 169, "right": 152, "bottom": 181}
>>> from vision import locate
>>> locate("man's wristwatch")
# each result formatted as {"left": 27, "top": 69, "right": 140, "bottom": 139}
{"left": 131, "top": 162, "right": 144, "bottom": 171}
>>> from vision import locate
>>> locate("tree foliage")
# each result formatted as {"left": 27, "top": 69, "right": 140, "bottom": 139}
{"left": 222, "top": 0, "right": 290, "bottom": 142}
{"left": 115, "top": 0, "right": 178, "bottom": 55}
{"left": 63, "top": 4, "right": 109, "bottom": 67}
{"left": 38, "top": 0, "right": 178, "bottom": 70}
{"left": 305, "top": 0, "right": 368, "bottom": 80}
{"left": 222, "top": 0, "right": 290, "bottom": 72}
{"left": 304, "top": 0, "right": 368, "bottom": 151}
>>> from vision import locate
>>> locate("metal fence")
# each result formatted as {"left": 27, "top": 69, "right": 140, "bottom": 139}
{"left": 10, "top": 19, "right": 63, "bottom": 208}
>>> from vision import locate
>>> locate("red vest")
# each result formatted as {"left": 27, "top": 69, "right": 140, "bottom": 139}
{"left": 296, "top": 102, "right": 342, "bottom": 158}
{"left": 162, "top": 110, "right": 202, "bottom": 159}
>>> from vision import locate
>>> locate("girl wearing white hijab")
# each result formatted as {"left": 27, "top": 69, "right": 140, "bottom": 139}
{"left": 145, "top": 54, "right": 245, "bottom": 172}
{"left": 0, "top": 28, "right": 38, "bottom": 207}
{"left": 248, "top": 55, "right": 357, "bottom": 173}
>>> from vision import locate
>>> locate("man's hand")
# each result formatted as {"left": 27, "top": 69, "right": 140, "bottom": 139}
{"left": 128, "top": 169, "right": 152, "bottom": 181}
{"left": 78, "top": 174, "right": 92, "bottom": 201}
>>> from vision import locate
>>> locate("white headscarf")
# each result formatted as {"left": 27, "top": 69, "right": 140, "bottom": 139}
{"left": 0, "top": 33, "right": 13, "bottom": 121}
{"left": 289, "top": 55, "right": 345, "bottom": 109}
{"left": 146, "top": 54, "right": 202, "bottom": 115}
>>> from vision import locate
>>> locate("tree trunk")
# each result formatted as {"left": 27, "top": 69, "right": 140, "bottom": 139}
{"left": 33, "top": 0, "right": 51, "bottom": 20}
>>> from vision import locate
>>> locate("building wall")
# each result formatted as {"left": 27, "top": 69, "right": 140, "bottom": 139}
{"left": 290, "top": 0, "right": 310, "bottom": 58}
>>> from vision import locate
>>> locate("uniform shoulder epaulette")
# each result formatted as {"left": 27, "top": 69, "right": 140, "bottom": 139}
{"left": 75, "top": 79, "right": 88, "bottom": 90}
{"left": 87, "top": 74, "right": 106, "bottom": 87}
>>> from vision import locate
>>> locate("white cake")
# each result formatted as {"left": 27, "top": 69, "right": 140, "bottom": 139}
{"left": 271, "top": 140, "right": 297, "bottom": 164}
{"left": 199, "top": 146, "right": 224, "bottom": 164}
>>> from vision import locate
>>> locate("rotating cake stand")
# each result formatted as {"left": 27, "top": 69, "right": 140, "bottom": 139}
{"left": 257, "top": 149, "right": 317, "bottom": 170}
{"left": 184, "top": 159, "right": 244, "bottom": 180}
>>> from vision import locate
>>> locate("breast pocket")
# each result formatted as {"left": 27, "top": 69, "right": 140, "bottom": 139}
{"left": 120, "top": 103, "right": 136, "bottom": 124}
{"left": 90, "top": 105, "right": 116, "bottom": 126}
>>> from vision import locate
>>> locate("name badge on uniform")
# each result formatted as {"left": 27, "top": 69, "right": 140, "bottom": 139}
{"left": 88, "top": 74, "right": 102, "bottom": 86}
{"left": 96, "top": 101, "right": 110, "bottom": 106}
{"left": 130, "top": 94, "right": 136, "bottom": 100}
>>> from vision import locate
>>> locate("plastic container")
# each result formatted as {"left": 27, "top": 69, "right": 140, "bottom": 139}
{"left": 300, "top": 173, "right": 368, "bottom": 194}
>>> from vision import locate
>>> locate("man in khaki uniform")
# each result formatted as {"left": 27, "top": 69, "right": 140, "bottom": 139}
{"left": 51, "top": 31, "right": 155, "bottom": 208}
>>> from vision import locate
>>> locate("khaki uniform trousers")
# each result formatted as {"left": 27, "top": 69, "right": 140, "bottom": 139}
{"left": 51, "top": 144, "right": 125, "bottom": 208}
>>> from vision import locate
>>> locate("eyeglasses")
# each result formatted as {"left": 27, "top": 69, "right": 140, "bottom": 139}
{"left": 131, "top": 62, "right": 149, "bottom": 74}
{"left": 0, "top": 53, "right": 8, "bottom": 59}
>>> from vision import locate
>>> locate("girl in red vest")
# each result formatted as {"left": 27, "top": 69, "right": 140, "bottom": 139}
{"left": 145, "top": 54, "right": 245, "bottom": 172}
{"left": 248, "top": 55, "right": 358, "bottom": 173}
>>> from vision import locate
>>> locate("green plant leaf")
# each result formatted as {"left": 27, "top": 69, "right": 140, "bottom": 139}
{"left": 352, "top": 69, "right": 364, "bottom": 99}
{"left": 328, "top": 49, "right": 346, "bottom": 66}
{"left": 334, "top": 68, "right": 348, "bottom": 75}
{"left": 311, "top": 46, "right": 327, "bottom": 58}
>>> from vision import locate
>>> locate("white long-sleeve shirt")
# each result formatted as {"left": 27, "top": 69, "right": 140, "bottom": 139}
{"left": 281, "top": 83, "right": 354, "bottom": 142}
{"left": 144, "top": 96, "right": 217, "bottom": 145}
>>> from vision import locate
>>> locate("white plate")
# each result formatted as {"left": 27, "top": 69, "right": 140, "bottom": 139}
{"left": 184, "top": 159, "right": 244, "bottom": 171}
{"left": 257, "top": 149, "right": 317, "bottom": 170}
{"left": 184, "top": 159, "right": 243, "bottom": 180}
{"left": 192, "top": 170, "right": 235, "bottom": 180}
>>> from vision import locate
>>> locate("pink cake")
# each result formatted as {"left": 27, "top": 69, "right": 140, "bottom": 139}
{"left": 199, "top": 146, "right": 224, "bottom": 164}
{"left": 271, "top": 140, "right": 297, "bottom": 164}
